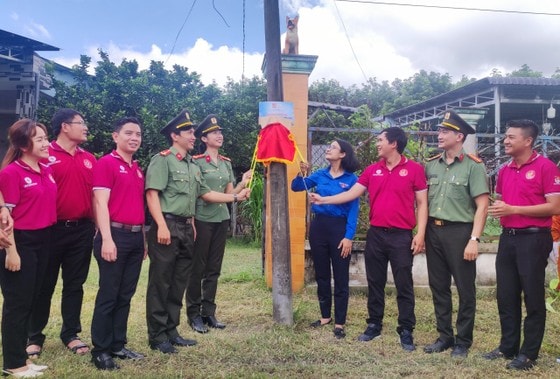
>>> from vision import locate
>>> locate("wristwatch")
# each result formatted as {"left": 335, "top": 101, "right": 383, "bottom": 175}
{"left": 470, "top": 235, "right": 480, "bottom": 242}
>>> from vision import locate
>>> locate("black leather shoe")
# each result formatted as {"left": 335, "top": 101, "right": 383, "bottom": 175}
{"left": 423, "top": 338, "right": 454, "bottom": 353}
{"left": 150, "top": 341, "right": 178, "bottom": 354}
{"left": 111, "top": 347, "right": 144, "bottom": 360}
{"left": 333, "top": 327, "right": 346, "bottom": 339}
{"left": 190, "top": 316, "right": 209, "bottom": 333}
{"left": 202, "top": 315, "right": 226, "bottom": 329}
{"left": 483, "top": 347, "right": 514, "bottom": 360}
{"left": 450, "top": 344, "right": 469, "bottom": 358}
{"left": 506, "top": 354, "right": 535, "bottom": 371}
{"left": 357, "top": 323, "right": 381, "bottom": 342}
{"left": 170, "top": 336, "right": 197, "bottom": 347}
{"left": 92, "top": 352, "right": 120, "bottom": 370}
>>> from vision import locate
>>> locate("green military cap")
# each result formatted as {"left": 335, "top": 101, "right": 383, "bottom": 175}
{"left": 160, "top": 109, "right": 196, "bottom": 135}
{"left": 437, "top": 109, "right": 475, "bottom": 135}
{"left": 195, "top": 114, "right": 222, "bottom": 138}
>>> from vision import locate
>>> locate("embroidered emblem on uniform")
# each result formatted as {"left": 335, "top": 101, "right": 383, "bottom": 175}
{"left": 49, "top": 174, "right": 55, "bottom": 183}
{"left": 23, "top": 177, "right": 37, "bottom": 188}
{"left": 555, "top": 176, "right": 560, "bottom": 185}
{"left": 206, "top": 155, "right": 211, "bottom": 163}
{"left": 399, "top": 169, "right": 408, "bottom": 177}
{"left": 211, "top": 117, "right": 217, "bottom": 124}
{"left": 48, "top": 156, "right": 56, "bottom": 163}
{"left": 83, "top": 159, "right": 92, "bottom": 169}
{"left": 373, "top": 169, "right": 383, "bottom": 176}
{"left": 339, "top": 182, "right": 349, "bottom": 189}
{"left": 119, "top": 165, "right": 127, "bottom": 173}
{"left": 525, "top": 170, "right": 535, "bottom": 180}
{"left": 175, "top": 153, "right": 182, "bottom": 161}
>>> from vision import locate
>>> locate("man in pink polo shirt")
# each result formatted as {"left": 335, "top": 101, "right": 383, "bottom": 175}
{"left": 310, "top": 127, "right": 428, "bottom": 351}
{"left": 485, "top": 119, "right": 560, "bottom": 370}
{"left": 90, "top": 117, "right": 145, "bottom": 371}
{"left": 27, "top": 109, "right": 95, "bottom": 358}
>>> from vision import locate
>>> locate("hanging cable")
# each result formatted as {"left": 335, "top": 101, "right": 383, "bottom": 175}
{"left": 334, "top": 0, "right": 560, "bottom": 16}
{"left": 333, "top": 0, "right": 369, "bottom": 84}
{"left": 166, "top": 0, "right": 198, "bottom": 64}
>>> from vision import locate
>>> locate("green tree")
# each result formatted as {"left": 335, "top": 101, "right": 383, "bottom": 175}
{"left": 507, "top": 64, "right": 543, "bottom": 78}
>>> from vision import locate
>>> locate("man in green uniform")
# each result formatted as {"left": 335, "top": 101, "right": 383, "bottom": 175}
{"left": 423, "top": 110, "right": 489, "bottom": 358}
{"left": 145, "top": 110, "right": 250, "bottom": 354}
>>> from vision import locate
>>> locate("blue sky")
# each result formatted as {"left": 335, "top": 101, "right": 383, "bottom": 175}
{"left": 3, "top": 1, "right": 560, "bottom": 87}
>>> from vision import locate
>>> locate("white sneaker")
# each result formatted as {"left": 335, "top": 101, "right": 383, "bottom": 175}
{"left": 27, "top": 363, "right": 48, "bottom": 372}
{"left": 2, "top": 368, "right": 44, "bottom": 377}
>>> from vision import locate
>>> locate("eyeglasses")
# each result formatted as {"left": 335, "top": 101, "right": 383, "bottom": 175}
{"left": 326, "top": 145, "right": 340, "bottom": 151}
{"left": 66, "top": 121, "right": 87, "bottom": 126}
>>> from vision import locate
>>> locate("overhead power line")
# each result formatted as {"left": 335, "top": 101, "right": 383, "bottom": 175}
{"left": 333, "top": 0, "right": 369, "bottom": 84}
{"left": 334, "top": 0, "right": 560, "bottom": 16}
{"left": 166, "top": 0, "right": 198, "bottom": 64}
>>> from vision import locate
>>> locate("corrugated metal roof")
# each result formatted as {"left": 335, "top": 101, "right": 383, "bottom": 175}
{"left": 383, "top": 76, "right": 560, "bottom": 119}
{"left": 0, "top": 29, "right": 59, "bottom": 52}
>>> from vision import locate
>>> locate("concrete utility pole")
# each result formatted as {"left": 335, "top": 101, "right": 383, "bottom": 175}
{"left": 263, "top": 0, "right": 293, "bottom": 325}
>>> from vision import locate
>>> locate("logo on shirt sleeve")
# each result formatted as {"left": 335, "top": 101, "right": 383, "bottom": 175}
{"left": 554, "top": 176, "right": 560, "bottom": 185}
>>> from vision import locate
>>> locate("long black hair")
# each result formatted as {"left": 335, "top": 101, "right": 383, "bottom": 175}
{"left": 335, "top": 138, "right": 360, "bottom": 173}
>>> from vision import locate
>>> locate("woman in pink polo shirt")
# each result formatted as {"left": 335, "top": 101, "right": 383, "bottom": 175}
{"left": 0, "top": 119, "right": 57, "bottom": 377}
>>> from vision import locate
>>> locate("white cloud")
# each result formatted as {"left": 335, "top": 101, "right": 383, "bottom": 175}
{"left": 10, "top": 12, "right": 19, "bottom": 21}
{"left": 24, "top": 21, "right": 51, "bottom": 40}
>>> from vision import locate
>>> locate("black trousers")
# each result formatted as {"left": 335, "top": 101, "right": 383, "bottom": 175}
{"left": 496, "top": 231, "right": 551, "bottom": 360}
{"left": 28, "top": 221, "right": 94, "bottom": 346}
{"left": 365, "top": 226, "right": 415, "bottom": 331}
{"left": 186, "top": 219, "right": 228, "bottom": 320}
{"left": 91, "top": 227, "right": 144, "bottom": 356}
{"left": 0, "top": 228, "right": 51, "bottom": 371}
{"left": 146, "top": 219, "right": 194, "bottom": 345}
{"left": 309, "top": 215, "right": 350, "bottom": 325}
{"left": 425, "top": 222, "right": 476, "bottom": 347}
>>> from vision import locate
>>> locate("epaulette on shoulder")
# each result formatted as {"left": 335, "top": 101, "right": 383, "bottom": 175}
{"left": 426, "top": 153, "right": 442, "bottom": 162}
{"left": 466, "top": 153, "right": 483, "bottom": 163}
{"left": 192, "top": 154, "right": 205, "bottom": 159}
{"left": 159, "top": 149, "right": 172, "bottom": 156}
{"left": 219, "top": 154, "right": 231, "bottom": 162}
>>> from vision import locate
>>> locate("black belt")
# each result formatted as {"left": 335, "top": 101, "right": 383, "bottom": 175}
{"left": 56, "top": 218, "right": 92, "bottom": 227}
{"left": 163, "top": 213, "right": 193, "bottom": 223}
{"left": 429, "top": 218, "right": 471, "bottom": 227}
{"left": 110, "top": 222, "right": 143, "bottom": 232}
{"left": 371, "top": 226, "right": 411, "bottom": 233}
{"left": 503, "top": 227, "right": 551, "bottom": 236}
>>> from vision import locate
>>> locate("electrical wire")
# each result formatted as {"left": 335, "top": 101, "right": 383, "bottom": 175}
{"left": 334, "top": 0, "right": 560, "bottom": 16}
{"left": 165, "top": 0, "right": 198, "bottom": 64}
{"left": 333, "top": 0, "right": 369, "bottom": 84}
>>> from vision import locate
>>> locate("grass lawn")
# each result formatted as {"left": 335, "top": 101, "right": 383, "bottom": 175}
{"left": 4, "top": 238, "right": 560, "bottom": 378}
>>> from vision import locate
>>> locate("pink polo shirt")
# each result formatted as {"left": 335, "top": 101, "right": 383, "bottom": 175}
{"left": 45, "top": 141, "right": 96, "bottom": 220}
{"left": 358, "top": 156, "right": 427, "bottom": 230}
{"left": 93, "top": 151, "right": 145, "bottom": 225}
{"left": 496, "top": 152, "right": 560, "bottom": 228}
{"left": 0, "top": 160, "right": 57, "bottom": 230}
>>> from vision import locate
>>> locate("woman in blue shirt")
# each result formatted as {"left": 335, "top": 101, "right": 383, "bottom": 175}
{"left": 291, "top": 139, "right": 359, "bottom": 339}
